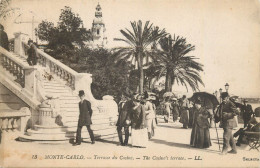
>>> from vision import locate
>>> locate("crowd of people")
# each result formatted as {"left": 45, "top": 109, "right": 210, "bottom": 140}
{"left": 74, "top": 89, "right": 259, "bottom": 154}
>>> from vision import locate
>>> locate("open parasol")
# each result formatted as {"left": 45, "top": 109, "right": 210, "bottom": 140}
{"left": 189, "top": 92, "right": 219, "bottom": 109}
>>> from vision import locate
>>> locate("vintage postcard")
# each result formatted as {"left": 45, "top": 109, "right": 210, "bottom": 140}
{"left": 0, "top": 0, "right": 259, "bottom": 167}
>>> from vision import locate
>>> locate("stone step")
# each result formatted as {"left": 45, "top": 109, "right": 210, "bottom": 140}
{"left": 45, "top": 90, "right": 70, "bottom": 94}
{"left": 60, "top": 100, "right": 79, "bottom": 104}
{"left": 61, "top": 102, "right": 79, "bottom": 108}
{"left": 65, "top": 121, "right": 112, "bottom": 128}
{"left": 44, "top": 87, "right": 68, "bottom": 90}
{"left": 60, "top": 107, "right": 78, "bottom": 111}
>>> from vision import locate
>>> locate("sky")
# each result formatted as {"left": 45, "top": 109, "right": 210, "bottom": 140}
{"left": 2, "top": 0, "right": 260, "bottom": 98}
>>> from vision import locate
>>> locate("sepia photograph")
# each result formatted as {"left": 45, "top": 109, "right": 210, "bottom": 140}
{"left": 0, "top": 0, "right": 259, "bottom": 167}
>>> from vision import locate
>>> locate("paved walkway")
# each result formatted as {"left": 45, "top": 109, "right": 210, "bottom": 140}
{"left": 0, "top": 116, "right": 259, "bottom": 167}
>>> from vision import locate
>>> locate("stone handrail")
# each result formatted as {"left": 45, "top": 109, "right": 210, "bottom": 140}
{"left": 21, "top": 41, "right": 81, "bottom": 90}
{"left": 0, "top": 47, "right": 34, "bottom": 88}
{"left": 20, "top": 40, "right": 118, "bottom": 121}
{"left": 0, "top": 107, "right": 31, "bottom": 132}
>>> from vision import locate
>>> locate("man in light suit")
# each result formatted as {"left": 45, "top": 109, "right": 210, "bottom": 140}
{"left": 220, "top": 92, "right": 239, "bottom": 154}
{"left": 74, "top": 90, "right": 95, "bottom": 145}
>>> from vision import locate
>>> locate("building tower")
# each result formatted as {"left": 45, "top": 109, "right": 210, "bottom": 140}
{"left": 91, "top": 3, "right": 107, "bottom": 48}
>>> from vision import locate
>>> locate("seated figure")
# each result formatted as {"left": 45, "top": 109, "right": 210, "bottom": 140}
{"left": 234, "top": 107, "right": 260, "bottom": 146}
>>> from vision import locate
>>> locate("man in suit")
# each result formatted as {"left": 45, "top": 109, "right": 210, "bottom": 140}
{"left": 74, "top": 90, "right": 95, "bottom": 145}
{"left": 220, "top": 92, "right": 240, "bottom": 154}
{"left": 242, "top": 100, "right": 253, "bottom": 128}
{"left": 27, "top": 40, "right": 38, "bottom": 66}
{"left": 0, "top": 24, "right": 9, "bottom": 51}
{"left": 116, "top": 92, "right": 134, "bottom": 146}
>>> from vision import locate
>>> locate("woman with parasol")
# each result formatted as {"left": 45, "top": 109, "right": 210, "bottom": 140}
{"left": 190, "top": 99, "right": 213, "bottom": 148}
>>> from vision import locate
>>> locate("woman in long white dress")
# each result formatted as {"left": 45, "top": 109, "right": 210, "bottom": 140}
{"left": 144, "top": 97, "right": 156, "bottom": 139}
{"left": 131, "top": 94, "right": 148, "bottom": 148}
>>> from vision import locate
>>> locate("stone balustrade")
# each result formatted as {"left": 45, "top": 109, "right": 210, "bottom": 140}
{"left": 0, "top": 47, "right": 34, "bottom": 88}
{"left": 21, "top": 41, "right": 77, "bottom": 90}
{"left": 0, "top": 108, "right": 31, "bottom": 132}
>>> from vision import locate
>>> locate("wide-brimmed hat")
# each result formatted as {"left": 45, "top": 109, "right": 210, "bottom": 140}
{"left": 78, "top": 90, "right": 85, "bottom": 96}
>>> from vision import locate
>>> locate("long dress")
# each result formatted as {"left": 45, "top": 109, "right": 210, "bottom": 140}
{"left": 179, "top": 99, "right": 189, "bottom": 128}
{"left": 190, "top": 107, "right": 212, "bottom": 148}
{"left": 164, "top": 102, "right": 172, "bottom": 122}
{"left": 131, "top": 104, "right": 148, "bottom": 147}
{"left": 172, "top": 102, "right": 179, "bottom": 122}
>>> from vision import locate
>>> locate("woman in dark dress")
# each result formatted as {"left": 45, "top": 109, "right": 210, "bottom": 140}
{"left": 190, "top": 101, "right": 213, "bottom": 148}
{"left": 131, "top": 94, "right": 148, "bottom": 148}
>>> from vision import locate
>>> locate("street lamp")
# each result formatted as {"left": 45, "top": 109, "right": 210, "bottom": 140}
{"left": 225, "top": 83, "right": 229, "bottom": 92}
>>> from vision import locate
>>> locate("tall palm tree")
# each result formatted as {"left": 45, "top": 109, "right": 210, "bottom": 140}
{"left": 113, "top": 20, "right": 167, "bottom": 93}
{"left": 156, "top": 35, "right": 204, "bottom": 92}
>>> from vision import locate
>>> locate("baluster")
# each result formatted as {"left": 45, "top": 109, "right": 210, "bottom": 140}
{"left": 9, "top": 60, "right": 15, "bottom": 74}
{"left": 13, "top": 63, "right": 18, "bottom": 76}
{"left": 68, "top": 74, "right": 72, "bottom": 87}
{"left": 50, "top": 63, "right": 55, "bottom": 73}
{"left": 5, "top": 58, "right": 10, "bottom": 70}
{"left": 54, "top": 65, "right": 58, "bottom": 76}
{"left": 60, "top": 69, "right": 64, "bottom": 79}
{"left": 71, "top": 75, "right": 75, "bottom": 90}
{"left": 2, "top": 118, "right": 8, "bottom": 131}
{"left": 64, "top": 72, "right": 69, "bottom": 81}
{"left": 1, "top": 56, "right": 6, "bottom": 67}
{"left": 13, "top": 118, "right": 18, "bottom": 130}
{"left": 38, "top": 54, "right": 43, "bottom": 66}
{"left": 21, "top": 69, "right": 25, "bottom": 87}
{"left": 7, "top": 118, "right": 13, "bottom": 130}
{"left": 43, "top": 57, "right": 46, "bottom": 67}
{"left": 57, "top": 68, "right": 61, "bottom": 77}
{"left": 0, "top": 118, "right": 2, "bottom": 130}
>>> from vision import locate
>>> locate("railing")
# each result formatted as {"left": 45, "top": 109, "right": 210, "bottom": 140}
{"left": 0, "top": 47, "right": 33, "bottom": 88}
{"left": 21, "top": 42, "right": 76, "bottom": 90}
{"left": 0, "top": 110, "right": 30, "bottom": 132}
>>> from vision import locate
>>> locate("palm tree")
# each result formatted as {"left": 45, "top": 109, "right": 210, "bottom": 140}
{"left": 0, "top": 0, "right": 19, "bottom": 20}
{"left": 156, "top": 35, "right": 204, "bottom": 92}
{"left": 113, "top": 20, "right": 167, "bottom": 93}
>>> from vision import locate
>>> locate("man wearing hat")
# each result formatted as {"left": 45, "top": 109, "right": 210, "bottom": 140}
{"left": 0, "top": 24, "right": 9, "bottom": 51}
{"left": 220, "top": 92, "right": 239, "bottom": 154}
{"left": 116, "top": 91, "right": 134, "bottom": 146}
{"left": 242, "top": 99, "right": 253, "bottom": 128}
{"left": 26, "top": 39, "right": 38, "bottom": 66}
{"left": 74, "top": 90, "right": 95, "bottom": 145}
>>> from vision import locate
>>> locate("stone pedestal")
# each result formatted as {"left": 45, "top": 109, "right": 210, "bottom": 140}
{"left": 14, "top": 32, "right": 29, "bottom": 56}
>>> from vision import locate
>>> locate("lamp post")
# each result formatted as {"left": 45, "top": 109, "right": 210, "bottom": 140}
{"left": 225, "top": 83, "right": 229, "bottom": 93}
{"left": 219, "top": 88, "right": 223, "bottom": 103}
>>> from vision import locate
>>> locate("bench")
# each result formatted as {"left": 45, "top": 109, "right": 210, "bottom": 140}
{"left": 244, "top": 131, "right": 260, "bottom": 151}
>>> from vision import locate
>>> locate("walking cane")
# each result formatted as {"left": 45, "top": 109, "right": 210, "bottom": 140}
{"left": 213, "top": 107, "right": 221, "bottom": 151}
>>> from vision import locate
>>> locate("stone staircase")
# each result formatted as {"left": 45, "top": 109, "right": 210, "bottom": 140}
{"left": 0, "top": 32, "right": 118, "bottom": 142}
